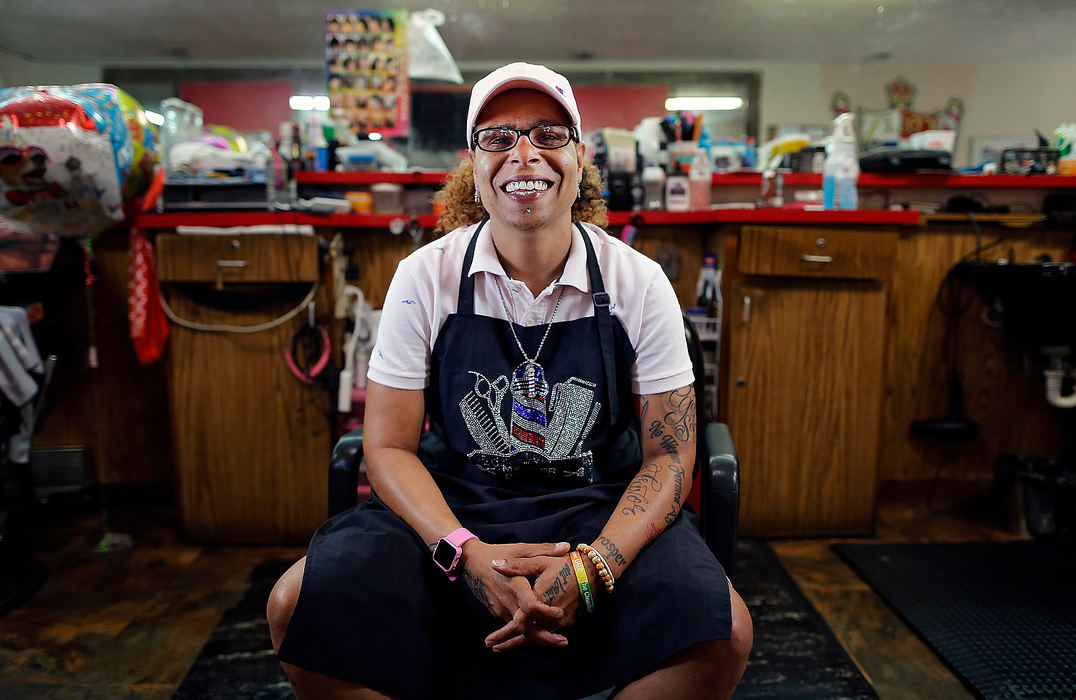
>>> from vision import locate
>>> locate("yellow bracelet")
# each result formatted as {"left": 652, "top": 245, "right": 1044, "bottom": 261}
{"left": 577, "top": 543, "right": 615, "bottom": 595}
{"left": 569, "top": 550, "right": 595, "bottom": 614}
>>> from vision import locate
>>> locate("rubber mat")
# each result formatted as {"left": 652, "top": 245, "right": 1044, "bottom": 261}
{"left": 834, "top": 539, "right": 1076, "bottom": 700}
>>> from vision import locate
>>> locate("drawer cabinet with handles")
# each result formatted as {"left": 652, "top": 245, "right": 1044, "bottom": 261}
{"left": 737, "top": 226, "right": 898, "bottom": 280}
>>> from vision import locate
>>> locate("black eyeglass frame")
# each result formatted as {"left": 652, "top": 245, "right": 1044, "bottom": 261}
{"left": 470, "top": 124, "right": 579, "bottom": 152}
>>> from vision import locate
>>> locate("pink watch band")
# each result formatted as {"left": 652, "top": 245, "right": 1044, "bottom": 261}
{"left": 433, "top": 527, "right": 478, "bottom": 580}
{"left": 444, "top": 527, "right": 477, "bottom": 547}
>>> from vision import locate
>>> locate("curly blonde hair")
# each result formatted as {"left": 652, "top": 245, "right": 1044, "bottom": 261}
{"left": 433, "top": 159, "right": 608, "bottom": 235}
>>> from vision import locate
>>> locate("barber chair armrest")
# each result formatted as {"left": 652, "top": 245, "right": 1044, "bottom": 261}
{"left": 701, "top": 422, "right": 740, "bottom": 577}
{"left": 328, "top": 428, "right": 364, "bottom": 517}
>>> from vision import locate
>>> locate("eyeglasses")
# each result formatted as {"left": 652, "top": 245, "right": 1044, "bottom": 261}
{"left": 0, "top": 146, "right": 47, "bottom": 168}
{"left": 471, "top": 124, "right": 577, "bottom": 153}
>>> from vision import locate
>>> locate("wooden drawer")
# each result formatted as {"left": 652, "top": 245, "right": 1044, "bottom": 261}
{"left": 156, "top": 233, "right": 318, "bottom": 283}
{"left": 738, "top": 226, "right": 898, "bottom": 280}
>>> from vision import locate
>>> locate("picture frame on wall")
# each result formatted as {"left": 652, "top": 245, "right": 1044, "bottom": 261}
{"left": 326, "top": 9, "right": 410, "bottom": 138}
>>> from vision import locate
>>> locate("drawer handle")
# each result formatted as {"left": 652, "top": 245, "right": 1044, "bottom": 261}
{"left": 801, "top": 254, "right": 833, "bottom": 264}
{"left": 216, "top": 260, "right": 248, "bottom": 268}
{"left": 742, "top": 296, "right": 751, "bottom": 324}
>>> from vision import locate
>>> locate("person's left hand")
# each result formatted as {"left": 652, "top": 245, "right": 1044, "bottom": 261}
{"left": 485, "top": 554, "right": 588, "bottom": 652}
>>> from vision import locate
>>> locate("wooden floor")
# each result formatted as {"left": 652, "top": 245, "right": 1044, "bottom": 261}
{"left": 0, "top": 496, "right": 1022, "bottom": 699}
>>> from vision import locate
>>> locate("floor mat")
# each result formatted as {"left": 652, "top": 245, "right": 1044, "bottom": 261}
{"left": 733, "top": 540, "right": 876, "bottom": 699}
{"left": 834, "top": 539, "right": 1076, "bottom": 700}
{"left": 175, "top": 541, "right": 875, "bottom": 699}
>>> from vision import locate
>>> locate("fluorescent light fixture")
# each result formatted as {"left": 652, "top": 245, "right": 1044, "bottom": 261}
{"left": 290, "top": 95, "right": 330, "bottom": 111}
{"left": 144, "top": 109, "right": 165, "bottom": 126}
{"left": 665, "top": 96, "right": 744, "bottom": 111}
{"left": 368, "top": 132, "right": 383, "bottom": 141}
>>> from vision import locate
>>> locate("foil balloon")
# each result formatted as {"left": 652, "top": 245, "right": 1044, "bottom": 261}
{"left": 0, "top": 83, "right": 159, "bottom": 237}
{"left": 204, "top": 124, "right": 249, "bottom": 153}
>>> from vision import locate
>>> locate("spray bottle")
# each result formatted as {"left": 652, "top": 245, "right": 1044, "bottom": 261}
{"left": 823, "top": 113, "right": 860, "bottom": 210}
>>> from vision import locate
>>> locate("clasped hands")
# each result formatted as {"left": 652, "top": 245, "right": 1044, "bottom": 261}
{"left": 461, "top": 540, "right": 592, "bottom": 653}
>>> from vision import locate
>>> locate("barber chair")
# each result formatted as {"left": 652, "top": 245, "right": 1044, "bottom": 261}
{"left": 328, "top": 315, "right": 740, "bottom": 575}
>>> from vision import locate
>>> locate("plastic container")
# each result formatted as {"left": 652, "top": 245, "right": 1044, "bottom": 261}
{"left": 1053, "top": 124, "right": 1076, "bottom": 175}
{"left": 823, "top": 113, "right": 859, "bottom": 211}
{"left": 694, "top": 252, "right": 721, "bottom": 316}
{"left": 346, "top": 191, "right": 373, "bottom": 213}
{"left": 689, "top": 148, "right": 712, "bottom": 210}
{"left": 641, "top": 164, "right": 665, "bottom": 210}
{"left": 667, "top": 140, "right": 699, "bottom": 175}
{"left": 665, "top": 174, "right": 689, "bottom": 212}
{"left": 371, "top": 183, "right": 404, "bottom": 214}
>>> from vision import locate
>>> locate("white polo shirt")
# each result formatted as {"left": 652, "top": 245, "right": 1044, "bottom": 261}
{"left": 367, "top": 220, "right": 693, "bottom": 397}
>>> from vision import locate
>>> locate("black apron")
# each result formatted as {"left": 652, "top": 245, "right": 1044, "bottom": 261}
{"left": 278, "top": 220, "right": 731, "bottom": 700}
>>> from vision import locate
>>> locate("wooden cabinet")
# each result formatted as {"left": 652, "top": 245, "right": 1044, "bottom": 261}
{"left": 157, "top": 233, "right": 329, "bottom": 543}
{"left": 726, "top": 226, "right": 897, "bottom": 536}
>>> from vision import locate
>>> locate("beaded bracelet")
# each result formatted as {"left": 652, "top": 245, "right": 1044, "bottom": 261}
{"left": 577, "top": 543, "right": 615, "bottom": 595}
{"left": 569, "top": 550, "right": 595, "bottom": 614}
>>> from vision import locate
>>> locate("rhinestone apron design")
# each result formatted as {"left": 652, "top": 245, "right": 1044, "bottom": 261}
{"left": 458, "top": 281, "right": 602, "bottom": 482}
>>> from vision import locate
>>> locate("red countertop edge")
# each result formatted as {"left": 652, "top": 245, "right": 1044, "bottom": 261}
{"left": 296, "top": 170, "right": 1076, "bottom": 190}
{"left": 604, "top": 209, "right": 921, "bottom": 225}
{"left": 296, "top": 171, "right": 449, "bottom": 185}
{"left": 136, "top": 212, "right": 441, "bottom": 229}
{"left": 136, "top": 208, "right": 920, "bottom": 229}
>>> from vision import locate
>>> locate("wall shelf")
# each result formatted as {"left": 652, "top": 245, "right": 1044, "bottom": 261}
{"left": 297, "top": 169, "right": 1076, "bottom": 190}
{"left": 712, "top": 172, "right": 1076, "bottom": 189}
{"left": 296, "top": 171, "right": 449, "bottom": 186}
{"left": 606, "top": 209, "right": 922, "bottom": 226}
{"left": 137, "top": 211, "right": 438, "bottom": 229}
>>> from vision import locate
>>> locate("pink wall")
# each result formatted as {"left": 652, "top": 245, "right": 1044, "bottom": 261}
{"left": 573, "top": 85, "right": 668, "bottom": 134}
{"left": 172, "top": 81, "right": 667, "bottom": 139}
{"left": 179, "top": 81, "right": 293, "bottom": 133}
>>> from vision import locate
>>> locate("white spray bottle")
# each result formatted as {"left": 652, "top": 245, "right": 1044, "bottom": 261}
{"left": 823, "top": 113, "right": 860, "bottom": 210}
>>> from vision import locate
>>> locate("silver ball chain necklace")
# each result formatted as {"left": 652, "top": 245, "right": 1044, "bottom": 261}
{"left": 495, "top": 282, "right": 565, "bottom": 399}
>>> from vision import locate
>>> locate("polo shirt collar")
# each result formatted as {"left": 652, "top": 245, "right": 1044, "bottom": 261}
{"left": 466, "top": 220, "right": 591, "bottom": 294}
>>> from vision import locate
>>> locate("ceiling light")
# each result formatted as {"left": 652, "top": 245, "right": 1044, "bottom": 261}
{"left": 290, "top": 95, "right": 330, "bottom": 111}
{"left": 290, "top": 95, "right": 314, "bottom": 111}
{"left": 665, "top": 97, "right": 744, "bottom": 112}
{"left": 144, "top": 110, "right": 165, "bottom": 126}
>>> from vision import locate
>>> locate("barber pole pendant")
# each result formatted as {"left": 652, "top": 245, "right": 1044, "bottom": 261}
{"left": 525, "top": 362, "right": 538, "bottom": 398}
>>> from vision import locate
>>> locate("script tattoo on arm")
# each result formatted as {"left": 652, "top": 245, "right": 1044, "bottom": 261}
{"left": 540, "top": 561, "right": 574, "bottom": 604}
{"left": 657, "top": 387, "right": 694, "bottom": 523}
{"left": 665, "top": 463, "right": 686, "bottom": 525}
{"left": 595, "top": 535, "right": 628, "bottom": 569}
{"left": 620, "top": 462, "right": 663, "bottom": 516}
{"left": 462, "top": 565, "right": 495, "bottom": 617}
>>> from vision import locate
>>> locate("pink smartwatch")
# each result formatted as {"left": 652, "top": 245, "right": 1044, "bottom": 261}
{"left": 432, "top": 527, "right": 478, "bottom": 580}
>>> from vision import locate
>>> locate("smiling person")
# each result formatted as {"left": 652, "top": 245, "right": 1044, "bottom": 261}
{"left": 267, "top": 62, "right": 752, "bottom": 700}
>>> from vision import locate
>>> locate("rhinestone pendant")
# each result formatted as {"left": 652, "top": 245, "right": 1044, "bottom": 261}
{"left": 525, "top": 363, "right": 537, "bottom": 398}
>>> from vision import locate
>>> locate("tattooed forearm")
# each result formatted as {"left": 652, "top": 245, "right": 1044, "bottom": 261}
{"left": 595, "top": 535, "right": 628, "bottom": 569}
{"left": 463, "top": 565, "right": 495, "bottom": 616}
{"left": 541, "top": 561, "right": 573, "bottom": 604}
{"left": 620, "top": 462, "right": 663, "bottom": 516}
{"left": 664, "top": 463, "right": 686, "bottom": 525}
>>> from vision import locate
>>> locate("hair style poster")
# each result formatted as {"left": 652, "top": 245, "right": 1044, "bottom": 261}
{"left": 326, "top": 9, "right": 409, "bottom": 138}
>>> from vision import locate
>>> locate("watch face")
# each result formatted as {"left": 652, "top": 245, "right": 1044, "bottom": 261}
{"left": 433, "top": 538, "right": 458, "bottom": 571}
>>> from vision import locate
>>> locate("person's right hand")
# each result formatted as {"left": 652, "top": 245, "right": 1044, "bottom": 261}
{"left": 458, "top": 540, "right": 571, "bottom": 650}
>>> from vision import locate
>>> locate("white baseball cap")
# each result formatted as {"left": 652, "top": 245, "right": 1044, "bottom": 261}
{"left": 465, "top": 62, "right": 581, "bottom": 148}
